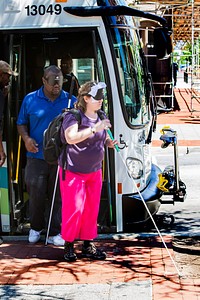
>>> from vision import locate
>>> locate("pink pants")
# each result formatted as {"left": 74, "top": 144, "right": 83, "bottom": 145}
{"left": 59, "top": 168, "right": 102, "bottom": 242}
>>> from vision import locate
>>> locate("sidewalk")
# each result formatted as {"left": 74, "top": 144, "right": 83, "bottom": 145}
{"left": 0, "top": 76, "right": 200, "bottom": 300}
{"left": 0, "top": 235, "right": 199, "bottom": 299}
{"left": 152, "top": 73, "right": 200, "bottom": 147}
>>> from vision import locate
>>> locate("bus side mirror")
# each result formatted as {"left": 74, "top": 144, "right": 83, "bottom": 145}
{"left": 153, "top": 27, "right": 172, "bottom": 60}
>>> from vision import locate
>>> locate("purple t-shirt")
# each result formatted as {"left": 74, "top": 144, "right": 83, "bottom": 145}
{"left": 59, "top": 110, "right": 107, "bottom": 173}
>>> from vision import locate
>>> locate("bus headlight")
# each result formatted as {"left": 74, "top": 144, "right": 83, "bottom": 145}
{"left": 126, "top": 157, "right": 143, "bottom": 179}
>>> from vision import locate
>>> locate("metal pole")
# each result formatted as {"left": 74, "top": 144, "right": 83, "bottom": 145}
{"left": 191, "top": 0, "right": 194, "bottom": 115}
{"left": 171, "top": 6, "right": 174, "bottom": 108}
{"left": 173, "top": 136, "right": 180, "bottom": 191}
{"left": 106, "top": 147, "right": 113, "bottom": 224}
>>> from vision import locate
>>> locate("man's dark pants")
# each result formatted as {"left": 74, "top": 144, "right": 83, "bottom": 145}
{"left": 25, "top": 158, "right": 61, "bottom": 236}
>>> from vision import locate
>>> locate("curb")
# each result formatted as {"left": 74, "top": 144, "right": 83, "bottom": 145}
{"left": 1, "top": 232, "right": 200, "bottom": 241}
{"left": 172, "top": 236, "right": 200, "bottom": 255}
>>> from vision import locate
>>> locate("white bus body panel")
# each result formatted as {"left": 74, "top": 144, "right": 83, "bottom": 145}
{"left": 1, "top": 0, "right": 100, "bottom": 29}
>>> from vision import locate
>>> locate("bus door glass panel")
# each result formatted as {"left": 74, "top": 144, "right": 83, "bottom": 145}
{"left": 10, "top": 39, "right": 25, "bottom": 204}
{"left": 4, "top": 35, "right": 24, "bottom": 227}
{"left": 96, "top": 39, "right": 109, "bottom": 115}
{"left": 73, "top": 30, "right": 109, "bottom": 115}
{"left": 76, "top": 58, "right": 94, "bottom": 85}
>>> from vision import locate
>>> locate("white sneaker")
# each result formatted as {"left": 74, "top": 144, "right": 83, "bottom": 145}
{"left": 47, "top": 233, "right": 65, "bottom": 246}
{"left": 28, "top": 229, "right": 42, "bottom": 243}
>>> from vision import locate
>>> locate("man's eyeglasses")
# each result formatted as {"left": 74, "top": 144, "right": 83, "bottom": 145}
{"left": 44, "top": 75, "right": 63, "bottom": 86}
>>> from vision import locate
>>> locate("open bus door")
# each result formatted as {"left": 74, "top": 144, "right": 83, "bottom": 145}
{"left": 0, "top": 34, "right": 24, "bottom": 233}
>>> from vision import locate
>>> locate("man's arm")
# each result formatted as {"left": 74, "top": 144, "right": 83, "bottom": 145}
{"left": 0, "top": 134, "right": 6, "bottom": 167}
{"left": 17, "top": 124, "right": 38, "bottom": 153}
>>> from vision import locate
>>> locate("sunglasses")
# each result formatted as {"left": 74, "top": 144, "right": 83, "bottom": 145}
{"left": 45, "top": 75, "right": 63, "bottom": 86}
{"left": 91, "top": 95, "right": 104, "bottom": 101}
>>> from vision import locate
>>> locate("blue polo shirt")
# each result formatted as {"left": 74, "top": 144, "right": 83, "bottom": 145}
{"left": 17, "top": 87, "right": 77, "bottom": 159}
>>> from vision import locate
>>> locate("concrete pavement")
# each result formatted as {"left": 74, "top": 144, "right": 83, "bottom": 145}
{"left": 152, "top": 71, "right": 200, "bottom": 147}
{"left": 0, "top": 236, "right": 199, "bottom": 300}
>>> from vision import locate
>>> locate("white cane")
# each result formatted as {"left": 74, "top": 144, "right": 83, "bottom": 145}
{"left": 45, "top": 80, "right": 74, "bottom": 245}
{"left": 45, "top": 165, "right": 60, "bottom": 245}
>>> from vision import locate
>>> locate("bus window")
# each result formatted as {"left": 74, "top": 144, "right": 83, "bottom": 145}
{"left": 110, "top": 25, "right": 150, "bottom": 126}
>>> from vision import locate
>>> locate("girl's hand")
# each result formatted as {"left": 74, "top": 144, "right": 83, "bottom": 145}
{"left": 106, "top": 138, "right": 119, "bottom": 149}
{"left": 94, "top": 119, "right": 111, "bottom": 132}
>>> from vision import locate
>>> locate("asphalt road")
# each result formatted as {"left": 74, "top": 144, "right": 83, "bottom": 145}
{"left": 152, "top": 146, "right": 200, "bottom": 236}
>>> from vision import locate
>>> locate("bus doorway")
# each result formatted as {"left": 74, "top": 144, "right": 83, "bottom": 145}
{"left": 0, "top": 29, "right": 113, "bottom": 235}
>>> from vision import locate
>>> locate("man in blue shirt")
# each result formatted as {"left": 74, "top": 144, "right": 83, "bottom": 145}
{"left": 17, "top": 65, "right": 77, "bottom": 245}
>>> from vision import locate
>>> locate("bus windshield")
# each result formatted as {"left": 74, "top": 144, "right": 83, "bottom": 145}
{"left": 110, "top": 25, "right": 150, "bottom": 126}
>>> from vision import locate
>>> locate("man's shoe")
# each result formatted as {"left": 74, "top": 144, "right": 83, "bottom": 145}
{"left": 28, "top": 229, "right": 42, "bottom": 243}
{"left": 0, "top": 236, "right": 3, "bottom": 245}
{"left": 64, "top": 242, "right": 77, "bottom": 262}
{"left": 82, "top": 242, "right": 106, "bottom": 260}
{"left": 47, "top": 233, "right": 65, "bottom": 246}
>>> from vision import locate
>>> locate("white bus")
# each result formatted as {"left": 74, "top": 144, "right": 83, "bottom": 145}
{"left": 0, "top": 0, "right": 185, "bottom": 235}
